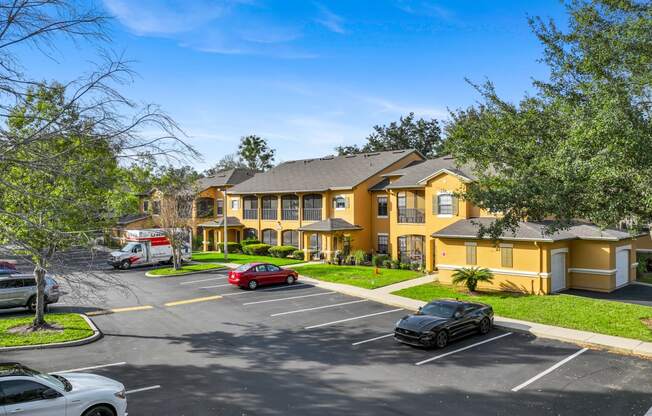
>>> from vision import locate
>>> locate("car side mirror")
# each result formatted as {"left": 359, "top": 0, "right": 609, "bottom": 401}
{"left": 42, "top": 388, "right": 61, "bottom": 399}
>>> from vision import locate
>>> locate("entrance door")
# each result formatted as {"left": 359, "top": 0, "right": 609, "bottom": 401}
{"left": 615, "top": 249, "right": 629, "bottom": 287}
{"left": 551, "top": 253, "right": 566, "bottom": 292}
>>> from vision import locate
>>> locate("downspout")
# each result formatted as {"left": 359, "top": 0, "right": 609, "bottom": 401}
{"left": 535, "top": 241, "right": 543, "bottom": 295}
{"left": 223, "top": 187, "right": 228, "bottom": 262}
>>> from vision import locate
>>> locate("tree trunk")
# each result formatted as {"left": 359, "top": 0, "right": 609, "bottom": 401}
{"left": 33, "top": 262, "right": 47, "bottom": 327}
{"left": 173, "top": 242, "right": 181, "bottom": 270}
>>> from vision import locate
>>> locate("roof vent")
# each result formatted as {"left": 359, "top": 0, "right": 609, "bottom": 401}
{"left": 320, "top": 155, "right": 335, "bottom": 160}
{"left": 364, "top": 152, "right": 380, "bottom": 158}
{"left": 345, "top": 154, "right": 357, "bottom": 158}
{"left": 392, "top": 150, "right": 406, "bottom": 154}
{"left": 303, "top": 159, "right": 314, "bottom": 164}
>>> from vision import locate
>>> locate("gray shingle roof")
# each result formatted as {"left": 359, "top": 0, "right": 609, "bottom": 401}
{"left": 382, "top": 156, "right": 478, "bottom": 189}
{"left": 198, "top": 217, "right": 244, "bottom": 228}
{"left": 432, "top": 218, "right": 635, "bottom": 242}
{"left": 228, "top": 150, "right": 422, "bottom": 194}
{"left": 197, "top": 168, "right": 258, "bottom": 191}
{"left": 298, "top": 218, "right": 362, "bottom": 232}
{"left": 116, "top": 214, "right": 150, "bottom": 225}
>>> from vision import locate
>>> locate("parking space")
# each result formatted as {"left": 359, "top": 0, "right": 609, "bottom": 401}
{"left": 4, "top": 268, "right": 652, "bottom": 415}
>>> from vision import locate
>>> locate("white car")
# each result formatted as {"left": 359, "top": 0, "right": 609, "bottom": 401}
{"left": 0, "top": 363, "right": 127, "bottom": 416}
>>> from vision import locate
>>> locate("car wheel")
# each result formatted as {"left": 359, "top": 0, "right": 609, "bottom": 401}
{"left": 478, "top": 317, "right": 492, "bottom": 334}
{"left": 27, "top": 296, "right": 36, "bottom": 313}
{"left": 82, "top": 405, "right": 116, "bottom": 416}
{"left": 120, "top": 259, "right": 130, "bottom": 270}
{"left": 434, "top": 331, "right": 448, "bottom": 348}
{"left": 248, "top": 280, "right": 258, "bottom": 290}
{"left": 286, "top": 275, "right": 295, "bottom": 285}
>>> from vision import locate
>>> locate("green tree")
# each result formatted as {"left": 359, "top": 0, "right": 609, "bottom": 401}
{"left": 238, "top": 135, "right": 275, "bottom": 171}
{"left": 445, "top": 0, "right": 652, "bottom": 237}
{"left": 1, "top": 85, "right": 122, "bottom": 327}
{"left": 451, "top": 267, "right": 494, "bottom": 293}
{"left": 336, "top": 113, "right": 445, "bottom": 158}
{"left": 204, "top": 153, "right": 247, "bottom": 176}
{"left": 107, "top": 162, "right": 158, "bottom": 219}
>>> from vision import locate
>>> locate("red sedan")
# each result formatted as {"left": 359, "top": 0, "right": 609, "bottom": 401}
{"left": 228, "top": 262, "right": 299, "bottom": 290}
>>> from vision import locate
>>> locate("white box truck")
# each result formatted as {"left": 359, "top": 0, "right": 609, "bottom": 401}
{"left": 109, "top": 228, "right": 192, "bottom": 269}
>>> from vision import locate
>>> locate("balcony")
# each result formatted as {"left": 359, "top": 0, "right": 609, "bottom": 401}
{"left": 282, "top": 209, "right": 298, "bottom": 221}
{"left": 243, "top": 209, "right": 258, "bottom": 220}
{"left": 262, "top": 209, "right": 277, "bottom": 220}
{"left": 303, "top": 208, "right": 322, "bottom": 221}
{"left": 398, "top": 208, "right": 425, "bottom": 223}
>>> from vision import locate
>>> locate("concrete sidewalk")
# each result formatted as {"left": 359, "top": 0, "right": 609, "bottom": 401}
{"left": 298, "top": 274, "right": 652, "bottom": 360}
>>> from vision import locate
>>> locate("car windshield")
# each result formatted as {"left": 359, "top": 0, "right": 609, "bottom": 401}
{"left": 120, "top": 242, "right": 139, "bottom": 252}
{"left": 420, "top": 302, "right": 458, "bottom": 318}
{"left": 18, "top": 366, "right": 70, "bottom": 392}
{"left": 235, "top": 264, "right": 252, "bottom": 272}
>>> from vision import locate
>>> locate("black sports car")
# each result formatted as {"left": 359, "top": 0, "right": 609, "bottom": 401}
{"left": 394, "top": 299, "right": 493, "bottom": 348}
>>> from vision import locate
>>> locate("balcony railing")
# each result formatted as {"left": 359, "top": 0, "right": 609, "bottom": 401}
{"left": 262, "top": 209, "right": 277, "bottom": 220}
{"left": 303, "top": 208, "right": 322, "bottom": 221}
{"left": 398, "top": 208, "right": 425, "bottom": 223}
{"left": 243, "top": 209, "right": 258, "bottom": 220}
{"left": 282, "top": 209, "right": 298, "bottom": 221}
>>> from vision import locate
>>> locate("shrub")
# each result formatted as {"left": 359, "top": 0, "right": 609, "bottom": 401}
{"left": 391, "top": 259, "right": 401, "bottom": 269}
{"left": 452, "top": 267, "right": 494, "bottom": 292}
{"left": 242, "top": 243, "right": 271, "bottom": 256}
{"left": 217, "top": 242, "right": 242, "bottom": 254}
{"left": 382, "top": 259, "right": 392, "bottom": 269}
{"left": 241, "top": 239, "right": 261, "bottom": 246}
{"left": 400, "top": 263, "right": 411, "bottom": 270}
{"left": 269, "top": 245, "right": 296, "bottom": 258}
{"left": 410, "top": 262, "right": 421, "bottom": 271}
{"left": 292, "top": 249, "right": 305, "bottom": 260}
{"left": 353, "top": 250, "right": 366, "bottom": 266}
{"left": 372, "top": 254, "right": 389, "bottom": 267}
{"left": 345, "top": 254, "right": 356, "bottom": 265}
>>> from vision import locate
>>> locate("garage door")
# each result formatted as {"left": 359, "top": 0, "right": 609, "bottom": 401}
{"left": 615, "top": 249, "right": 629, "bottom": 287}
{"left": 551, "top": 253, "right": 566, "bottom": 292}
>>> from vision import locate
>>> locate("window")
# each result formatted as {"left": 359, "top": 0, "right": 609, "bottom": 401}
{"left": 262, "top": 196, "right": 278, "bottom": 220}
{"left": 309, "top": 234, "right": 322, "bottom": 251}
{"left": 152, "top": 200, "right": 161, "bottom": 215}
{"left": 281, "top": 195, "right": 299, "bottom": 220}
{"left": 397, "top": 192, "right": 406, "bottom": 209}
{"left": 1, "top": 380, "right": 51, "bottom": 405}
{"left": 266, "top": 264, "right": 281, "bottom": 272}
{"left": 216, "top": 199, "right": 224, "bottom": 216}
{"left": 377, "top": 196, "right": 388, "bottom": 217}
{"left": 231, "top": 198, "right": 240, "bottom": 211}
{"left": 243, "top": 196, "right": 258, "bottom": 220}
{"left": 282, "top": 230, "right": 299, "bottom": 247}
{"left": 255, "top": 265, "right": 268, "bottom": 273}
{"left": 398, "top": 235, "right": 425, "bottom": 265}
{"left": 243, "top": 228, "right": 257, "bottom": 240}
{"left": 465, "top": 243, "right": 477, "bottom": 265}
{"left": 333, "top": 196, "right": 346, "bottom": 210}
{"left": 262, "top": 229, "right": 277, "bottom": 245}
{"left": 437, "top": 194, "right": 453, "bottom": 215}
{"left": 303, "top": 194, "right": 322, "bottom": 221}
{"left": 377, "top": 234, "right": 388, "bottom": 254}
{"left": 143, "top": 200, "right": 149, "bottom": 212}
{"left": 195, "top": 198, "right": 214, "bottom": 218}
{"left": 501, "top": 245, "right": 513, "bottom": 268}
{"left": 0, "top": 279, "right": 21, "bottom": 289}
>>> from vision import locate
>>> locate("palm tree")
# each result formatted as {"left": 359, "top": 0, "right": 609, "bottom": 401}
{"left": 451, "top": 267, "right": 494, "bottom": 293}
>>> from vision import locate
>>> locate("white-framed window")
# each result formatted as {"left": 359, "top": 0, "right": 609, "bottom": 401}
{"left": 437, "top": 193, "right": 453, "bottom": 215}
{"left": 231, "top": 198, "right": 240, "bottom": 211}
{"left": 500, "top": 244, "right": 513, "bottom": 268}
{"left": 465, "top": 242, "right": 477, "bottom": 265}
{"left": 334, "top": 195, "right": 346, "bottom": 210}
{"left": 377, "top": 196, "right": 388, "bottom": 218}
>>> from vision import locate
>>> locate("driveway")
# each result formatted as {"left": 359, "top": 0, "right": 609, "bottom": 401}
{"left": 563, "top": 283, "right": 652, "bottom": 307}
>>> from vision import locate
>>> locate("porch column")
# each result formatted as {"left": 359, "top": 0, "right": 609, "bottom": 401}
{"left": 324, "top": 233, "right": 333, "bottom": 261}
{"left": 213, "top": 229, "right": 219, "bottom": 251}
{"left": 202, "top": 228, "right": 209, "bottom": 252}
{"left": 303, "top": 232, "right": 310, "bottom": 260}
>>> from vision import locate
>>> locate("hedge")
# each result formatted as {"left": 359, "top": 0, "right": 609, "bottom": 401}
{"left": 242, "top": 243, "right": 271, "bottom": 256}
{"left": 269, "top": 245, "right": 296, "bottom": 258}
{"left": 292, "top": 249, "right": 305, "bottom": 260}
{"left": 217, "top": 242, "right": 242, "bottom": 254}
{"left": 241, "top": 239, "right": 261, "bottom": 246}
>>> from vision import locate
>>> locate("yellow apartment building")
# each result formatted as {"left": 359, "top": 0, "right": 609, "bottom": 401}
{"left": 134, "top": 150, "right": 651, "bottom": 295}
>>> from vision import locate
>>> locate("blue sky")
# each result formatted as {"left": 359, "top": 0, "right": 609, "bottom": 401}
{"left": 27, "top": 0, "right": 568, "bottom": 170}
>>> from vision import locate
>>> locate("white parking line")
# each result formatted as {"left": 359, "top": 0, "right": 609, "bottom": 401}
{"left": 415, "top": 332, "right": 513, "bottom": 366}
{"left": 54, "top": 362, "right": 127, "bottom": 374}
{"left": 645, "top": 405, "right": 652, "bottom": 416}
{"left": 199, "top": 283, "right": 231, "bottom": 289}
{"left": 511, "top": 347, "right": 589, "bottom": 392}
{"left": 242, "top": 291, "right": 335, "bottom": 305}
{"left": 179, "top": 277, "right": 226, "bottom": 285}
{"left": 126, "top": 385, "right": 161, "bottom": 394}
{"left": 352, "top": 333, "right": 394, "bottom": 346}
{"left": 305, "top": 309, "right": 403, "bottom": 329}
{"left": 271, "top": 299, "right": 368, "bottom": 317}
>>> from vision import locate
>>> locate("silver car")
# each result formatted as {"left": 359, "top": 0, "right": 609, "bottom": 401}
{"left": 0, "top": 273, "right": 60, "bottom": 312}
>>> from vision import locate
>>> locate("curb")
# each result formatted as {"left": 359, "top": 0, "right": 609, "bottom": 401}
{"left": 144, "top": 266, "right": 226, "bottom": 278}
{"left": 299, "top": 275, "right": 652, "bottom": 360}
{"left": 0, "top": 314, "right": 103, "bottom": 352}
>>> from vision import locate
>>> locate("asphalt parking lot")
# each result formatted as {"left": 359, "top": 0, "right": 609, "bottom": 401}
{"left": 3, "top": 268, "right": 652, "bottom": 415}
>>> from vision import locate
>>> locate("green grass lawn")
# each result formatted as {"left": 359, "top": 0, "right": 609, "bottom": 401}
{"left": 0, "top": 313, "right": 94, "bottom": 347}
{"left": 192, "top": 252, "right": 304, "bottom": 266}
{"left": 394, "top": 283, "right": 652, "bottom": 342}
{"left": 294, "top": 264, "right": 423, "bottom": 289}
{"left": 148, "top": 263, "right": 225, "bottom": 276}
{"left": 638, "top": 272, "right": 652, "bottom": 285}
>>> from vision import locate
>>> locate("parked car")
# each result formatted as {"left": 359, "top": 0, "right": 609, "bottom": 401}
{"left": 228, "top": 263, "right": 298, "bottom": 290}
{"left": 0, "top": 266, "right": 60, "bottom": 312}
{"left": 394, "top": 299, "right": 493, "bottom": 348}
{"left": 0, "top": 362, "right": 127, "bottom": 416}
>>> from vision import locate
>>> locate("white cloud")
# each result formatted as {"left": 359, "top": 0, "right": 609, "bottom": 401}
{"left": 314, "top": 3, "right": 347, "bottom": 34}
